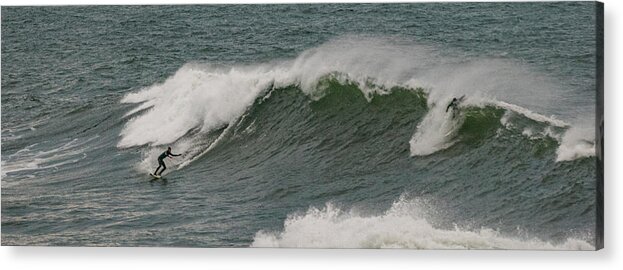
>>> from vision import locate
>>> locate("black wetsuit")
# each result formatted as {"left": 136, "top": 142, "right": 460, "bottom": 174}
{"left": 154, "top": 150, "right": 180, "bottom": 175}
{"left": 446, "top": 99, "right": 459, "bottom": 112}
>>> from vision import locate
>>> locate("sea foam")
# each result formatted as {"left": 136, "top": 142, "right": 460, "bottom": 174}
{"left": 119, "top": 37, "right": 434, "bottom": 148}
{"left": 251, "top": 197, "right": 594, "bottom": 250}
{"left": 118, "top": 36, "right": 596, "bottom": 169}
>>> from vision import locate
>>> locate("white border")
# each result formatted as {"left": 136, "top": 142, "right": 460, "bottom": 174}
{"left": 1, "top": 0, "right": 620, "bottom": 269}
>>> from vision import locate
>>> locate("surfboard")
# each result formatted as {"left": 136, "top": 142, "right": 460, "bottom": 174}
{"left": 457, "top": 94, "right": 466, "bottom": 103}
{"left": 149, "top": 173, "right": 161, "bottom": 179}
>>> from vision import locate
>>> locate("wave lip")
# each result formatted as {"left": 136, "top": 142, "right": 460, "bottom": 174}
{"left": 119, "top": 36, "right": 597, "bottom": 171}
{"left": 118, "top": 64, "right": 275, "bottom": 148}
{"left": 251, "top": 197, "right": 595, "bottom": 250}
{"left": 118, "top": 37, "right": 433, "bottom": 149}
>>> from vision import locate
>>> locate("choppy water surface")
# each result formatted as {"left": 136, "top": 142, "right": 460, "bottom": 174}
{"left": 1, "top": 3, "right": 598, "bottom": 249}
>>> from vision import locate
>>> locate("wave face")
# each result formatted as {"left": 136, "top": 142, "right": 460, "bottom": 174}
{"left": 2, "top": 4, "right": 599, "bottom": 248}
{"left": 118, "top": 37, "right": 595, "bottom": 172}
{"left": 112, "top": 37, "right": 597, "bottom": 249}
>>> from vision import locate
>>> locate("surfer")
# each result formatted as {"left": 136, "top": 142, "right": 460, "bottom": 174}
{"left": 446, "top": 97, "right": 459, "bottom": 113}
{"left": 153, "top": 147, "right": 181, "bottom": 176}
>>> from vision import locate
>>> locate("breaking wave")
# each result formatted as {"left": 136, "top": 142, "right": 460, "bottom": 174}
{"left": 251, "top": 196, "right": 594, "bottom": 250}
{"left": 118, "top": 36, "right": 595, "bottom": 174}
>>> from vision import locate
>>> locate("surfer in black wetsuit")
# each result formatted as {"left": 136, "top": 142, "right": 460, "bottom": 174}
{"left": 446, "top": 97, "right": 459, "bottom": 113}
{"left": 153, "top": 147, "right": 181, "bottom": 176}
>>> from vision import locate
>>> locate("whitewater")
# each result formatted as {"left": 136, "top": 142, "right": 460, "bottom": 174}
{"left": 251, "top": 196, "right": 594, "bottom": 250}
{"left": 118, "top": 37, "right": 595, "bottom": 172}
{"left": 2, "top": 3, "right": 600, "bottom": 249}
{"left": 113, "top": 38, "right": 598, "bottom": 250}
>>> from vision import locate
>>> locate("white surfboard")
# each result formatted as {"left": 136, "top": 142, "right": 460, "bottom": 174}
{"left": 149, "top": 173, "right": 161, "bottom": 179}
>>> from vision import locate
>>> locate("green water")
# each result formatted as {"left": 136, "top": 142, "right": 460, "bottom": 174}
{"left": 1, "top": 3, "right": 598, "bottom": 249}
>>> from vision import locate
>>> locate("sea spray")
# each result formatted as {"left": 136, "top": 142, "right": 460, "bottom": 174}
{"left": 119, "top": 64, "right": 276, "bottom": 148}
{"left": 409, "top": 102, "right": 464, "bottom": 156}
{"left": 118, "top": 37, "right": 596, "bottom": 171}
{"left": 252, "top": 196, "right": 595, "bottom": 250}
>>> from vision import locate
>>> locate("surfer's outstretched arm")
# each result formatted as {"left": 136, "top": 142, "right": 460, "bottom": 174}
{"left": 151, "top": 147, "right": 181, "bottom": 176}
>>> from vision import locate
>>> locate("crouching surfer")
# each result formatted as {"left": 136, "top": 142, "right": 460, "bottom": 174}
{"left": 446, "top": 97, "right": 461, "bottom": 118}
{"left": 153, "top": 146, "right": 181, "bottom": 176}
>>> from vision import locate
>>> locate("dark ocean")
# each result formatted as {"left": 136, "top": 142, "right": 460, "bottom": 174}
{"left": 1, "top": 3, "right": 599, "bottom": 249}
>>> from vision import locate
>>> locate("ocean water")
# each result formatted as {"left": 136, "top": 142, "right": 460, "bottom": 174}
{"left": 1, "top": 3, "right": 599, "bottom": 249}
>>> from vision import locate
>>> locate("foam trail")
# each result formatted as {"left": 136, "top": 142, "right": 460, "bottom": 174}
{"left": 252, "top": 196, "right": 594, "bottom": 250}
{"left": 178, "top": 122, "right": 236, "bottom": 169}
{"left": 1, "top": 136, "right": 97, "bottom": 178}
{"left": 409, "top": 103, "right": 463, "bottom": 156}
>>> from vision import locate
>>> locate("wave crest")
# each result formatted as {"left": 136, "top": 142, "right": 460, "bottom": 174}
{"left": 118, "top": 36, "right": 596, "bottom": 171}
